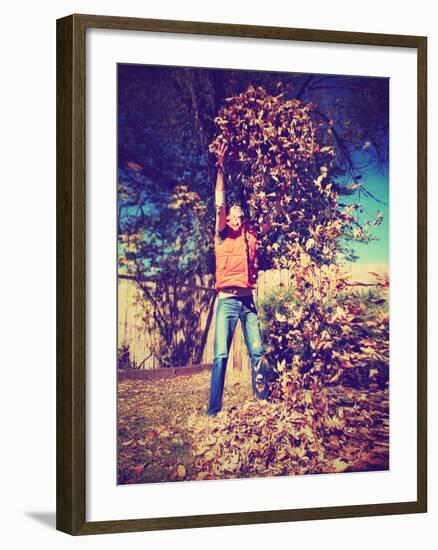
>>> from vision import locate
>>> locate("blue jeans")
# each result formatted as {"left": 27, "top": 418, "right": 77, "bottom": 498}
{"left": 207, "top": 295, "right": 268, "bottom": 416}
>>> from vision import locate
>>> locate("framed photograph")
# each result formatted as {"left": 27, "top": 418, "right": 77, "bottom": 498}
{"left": 56, "top": 14, "right": 427, "bottom": 535}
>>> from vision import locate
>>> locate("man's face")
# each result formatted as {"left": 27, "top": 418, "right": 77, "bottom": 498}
{"left": 228, "top": 205, "right": 245, "bottom": 229}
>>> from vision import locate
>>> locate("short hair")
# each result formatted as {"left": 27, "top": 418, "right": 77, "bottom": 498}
{"left": 229, "top": 203, "right": 244, "bottom": 214}
{"left": 227, "top": 203, "right": 245, "bottom": 221}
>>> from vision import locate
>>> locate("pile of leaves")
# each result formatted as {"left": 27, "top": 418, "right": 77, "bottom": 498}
{"left": 187, "top": 373, "right": 330, "bottom": 479}
{"left": 259, "top": 280, "right": 389, "bottom": 391}
{"left": 118, "top": 370, "right": 389, "bottom": 484}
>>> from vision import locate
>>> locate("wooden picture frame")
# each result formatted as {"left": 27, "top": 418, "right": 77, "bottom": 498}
{"left": 56, "top": 13, "right": 427, "bottom": 535}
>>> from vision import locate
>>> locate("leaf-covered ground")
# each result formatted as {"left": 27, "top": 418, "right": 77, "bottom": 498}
{"left": 118, "top": 370, "right": 388, "bottom": 484}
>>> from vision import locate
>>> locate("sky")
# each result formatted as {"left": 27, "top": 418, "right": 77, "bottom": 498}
{"left": 343, "top": 172, "right": 389, "bottom": 266}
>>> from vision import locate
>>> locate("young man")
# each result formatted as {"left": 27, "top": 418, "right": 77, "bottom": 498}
{"left": 206, "top": 141, "right": 269, "bottom": 416}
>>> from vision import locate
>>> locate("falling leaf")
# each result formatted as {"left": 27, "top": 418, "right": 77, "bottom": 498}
{"left": 330, "top": 459, "right": 350, "bottom": 472}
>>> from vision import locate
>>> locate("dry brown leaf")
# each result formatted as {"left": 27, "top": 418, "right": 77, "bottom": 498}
{"left": 330, "top": 459, "right": 350, "bottom": 472}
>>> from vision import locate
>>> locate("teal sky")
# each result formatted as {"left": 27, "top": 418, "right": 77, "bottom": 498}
{"left": 340, "top": 172, "right": 389, "bottom": 266}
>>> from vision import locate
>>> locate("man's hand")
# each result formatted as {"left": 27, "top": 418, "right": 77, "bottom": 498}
{"left": 215, "top": 140, "right": 228, "bottom": 173}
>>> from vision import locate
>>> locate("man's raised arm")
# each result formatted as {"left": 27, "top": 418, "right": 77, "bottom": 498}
{"left": 214, "top": 141, "right": 228, "bottom": 234}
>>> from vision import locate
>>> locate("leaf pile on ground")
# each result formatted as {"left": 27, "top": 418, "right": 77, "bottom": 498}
{"left": 118, "top": 370, "right": 388, "bottom": 484}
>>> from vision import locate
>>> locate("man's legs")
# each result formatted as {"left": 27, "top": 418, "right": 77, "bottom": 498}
{"left": 207, "top": 298, "right": 239, "bottom": 416}
{"left": 240, "top": 296, "right": 269, "bottom": 400}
